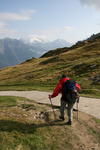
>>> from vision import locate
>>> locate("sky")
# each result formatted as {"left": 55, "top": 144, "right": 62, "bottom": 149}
{"left": 0, "top": 0, "right": 100, "bottom": 43}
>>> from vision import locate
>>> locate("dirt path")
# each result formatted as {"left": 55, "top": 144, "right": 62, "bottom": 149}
{"left": 0, "top": 91, "right": 100, "bottom": 119}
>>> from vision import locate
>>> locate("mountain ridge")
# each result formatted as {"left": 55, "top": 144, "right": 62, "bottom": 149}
{"left": 0, "top": 38, "right": 72, "bottom": 68}
{"left": 41, "top": 32, "right": 100, "bottom": 57}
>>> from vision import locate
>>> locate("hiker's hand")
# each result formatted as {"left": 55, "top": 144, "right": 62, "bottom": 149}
{"left": 48, "top": 94, "right": 52, "bottom": 99}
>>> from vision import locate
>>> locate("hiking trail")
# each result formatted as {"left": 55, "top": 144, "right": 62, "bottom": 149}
{"left": 0, "top": 91, "right": 100, "bottom": 119}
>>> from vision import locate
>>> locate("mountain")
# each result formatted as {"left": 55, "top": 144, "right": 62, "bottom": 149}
{"left": 41, "top": 32, "right": 100, "bottom": 57}
{"left": 0, "top": 38, "right": 36, "bottom": 68}
{"left": 27, "top": 39, "right": 72, "bottom": 57}
{"left": 87, "top": 33, "right": 100, "bottom": 41}
{"left": 0, "top": 33, "right": 99, "bottom": 98}
{"left": 0, "top": 38, "right": 72, "bottom": 68}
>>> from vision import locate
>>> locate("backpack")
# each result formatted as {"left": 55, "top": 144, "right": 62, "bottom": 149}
{"left": 62, "top": 79, "right": 78, "bottom": 103}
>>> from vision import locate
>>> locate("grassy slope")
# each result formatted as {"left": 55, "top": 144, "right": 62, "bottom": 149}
{"left": 0, "top": 96, "right": 100, "bottom": 150}
{"left": 0, "top": 38, "right": 100, "bottom": 97}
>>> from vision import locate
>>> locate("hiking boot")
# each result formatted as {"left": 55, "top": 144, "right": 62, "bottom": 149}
{"left": 59, "top": 116, "right": 65, "bottom": 121}
{"left": 66, "top": 121, "right": 72, "bottom": 125}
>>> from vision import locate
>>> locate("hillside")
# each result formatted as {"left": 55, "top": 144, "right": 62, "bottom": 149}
{"left": 0, "top": 34, "right": 100, "bottom": 97}
{"left": 41, "top": 33, "right": 100, "bottom": 58}
{"left": 0, "top": 96, "right": 100, "bottom": 150}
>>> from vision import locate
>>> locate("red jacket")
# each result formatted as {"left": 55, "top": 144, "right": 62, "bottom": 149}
{"left": 51, "top": 77, "right": 81, "bottom": 98}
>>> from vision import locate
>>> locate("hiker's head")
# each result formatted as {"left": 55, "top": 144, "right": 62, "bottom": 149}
{"left": 61, "top": 74, "right": 67, "bottom": 79}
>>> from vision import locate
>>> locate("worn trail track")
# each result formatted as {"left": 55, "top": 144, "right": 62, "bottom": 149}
{"left": 0, "top": 91, "right": 100, "bottom": 119}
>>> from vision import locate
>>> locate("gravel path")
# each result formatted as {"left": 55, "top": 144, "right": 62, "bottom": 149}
{"left": 0, "top": 91, "right": 100, "bottom": 119}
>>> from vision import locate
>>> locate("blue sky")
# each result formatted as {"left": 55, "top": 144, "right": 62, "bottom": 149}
{"left": 0, "top": 0, "right": 100, "bottom": 43}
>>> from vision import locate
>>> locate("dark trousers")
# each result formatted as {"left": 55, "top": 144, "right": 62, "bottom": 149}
{"left": 60, "top": 99, "right": 75, "bottom": 122}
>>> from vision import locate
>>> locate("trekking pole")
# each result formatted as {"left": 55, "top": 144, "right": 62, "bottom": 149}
{"left": 49, "top": 97, "right": 56, "bottom": 119}
{"left": 76, "top": 96, "right": 79, "bottom": 121}
{"left": 76, "top": 102, "right": 79, "bottom": 120}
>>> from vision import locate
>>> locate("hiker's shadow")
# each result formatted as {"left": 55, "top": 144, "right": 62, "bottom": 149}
{"left": 37, "top": 119, "right": 66, "bottom": 128}
{"left": 0, "top": 119, "right": 66, "bottom": 134}
{"left": 0, "top": 120, "right": 37, "bottom": 134}
{"left": 0, "top": 105, "right": 78, "bottom": 134}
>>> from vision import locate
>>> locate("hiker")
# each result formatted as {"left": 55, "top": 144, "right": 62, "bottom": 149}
{"left": 49, "top": 74, "right": 81, "bottom": 125}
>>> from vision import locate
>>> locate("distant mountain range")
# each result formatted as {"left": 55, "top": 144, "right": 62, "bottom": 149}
{"left": 26, "top": 39, "right": 72, "bottom": 57}
{"left": 0, "top": 38, "right": 72, "bottom": 68}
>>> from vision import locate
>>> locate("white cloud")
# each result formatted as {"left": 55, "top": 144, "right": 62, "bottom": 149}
{"left": 0, "top": 9, "right": 37, "bottom": 38}
{"left": 21, "top": 9, "right": 37, "bottom": 15}
{"left": 64, "top": 26, "right": 74, "bottom": 31}
{"left": 0, "top": 9, "right": 36, "bottom": 21}
{"left": 0, "top": 28, "right": 18, "bottom": 37}
{"left": 23, "top": 34, "right": 46, "bottom": 43}
{"left": 27, "top": 27, "right": 74, "bottom": 42}
{"left": 0, "top": 13, "right": 29, "bottom": 21}
{"left": 0, "top": 22, "right": 16, "bottom": 38}
{"left": 79, "top": 0, "right": 100, "bottom": 10}
{"left": 27, "top": 29, "right": 60, "bottom": 42}
{"left": 0, "top": 22, "right": 8, "bottom": 28}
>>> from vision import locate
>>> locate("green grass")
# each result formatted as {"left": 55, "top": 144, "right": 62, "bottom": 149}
{"left": 0, "top": 96, "right": 72, "bottom": 150}
{"left": 80, "top": 89, "right": 100, "bottom": 98}
{"left": 0, "top": 96, "right": 47, "bottom": 150}
{"left": 0, "top": 96, "right": 100, "bottom": 150}
{"left": 0, "top": 121, "right": 47, "bottom": 150}
{"left": 0, "top": 96, "right": 17, "bottom": 107}
{"left": 93, "top": 117, "right": 100, "bottom": 124}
